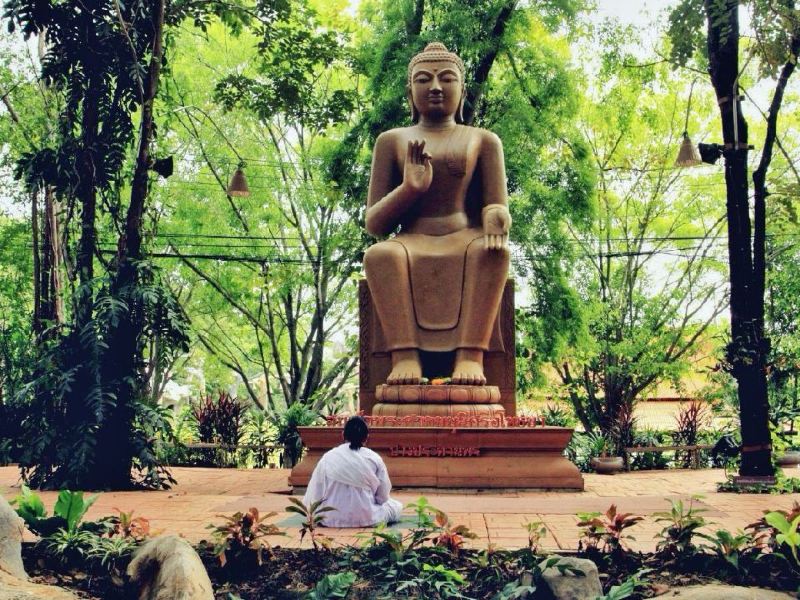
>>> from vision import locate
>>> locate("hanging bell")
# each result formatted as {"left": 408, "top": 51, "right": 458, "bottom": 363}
{"left": 227, "top": 167, "right": 250, "bottom": 197}
{"left": 674, "top": 132, "right": 702, "bottom": 167}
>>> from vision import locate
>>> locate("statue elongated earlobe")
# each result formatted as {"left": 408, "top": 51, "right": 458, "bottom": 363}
{"left": 407, "top": 90, "right": 419, "bottom": 123}
{"left": 457, "top": 93, "right": 465, "bottom": 124}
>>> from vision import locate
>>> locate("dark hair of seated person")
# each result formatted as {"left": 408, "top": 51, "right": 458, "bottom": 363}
{"left": 344, "top": 416, "right": 369, "bottom": 450}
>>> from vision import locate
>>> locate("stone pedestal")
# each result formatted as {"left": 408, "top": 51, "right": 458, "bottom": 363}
{"left": 289, "top": 425, "right": 584, "bottom": 489}
{"left": 372, "top": 384, "right": 506, "bottom": 417}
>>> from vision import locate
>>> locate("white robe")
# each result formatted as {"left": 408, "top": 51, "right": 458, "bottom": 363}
{"left": 303, "top": 443, "right": 403, "bottom": 528}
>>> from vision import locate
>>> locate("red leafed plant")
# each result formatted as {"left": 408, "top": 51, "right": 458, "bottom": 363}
{"left": 672, "top": 400, "right": 711, "bottom": 467}
{"left": 208, "top": 507, "right": 285, "bottom": 567}
{"left": 432, "top": 510, "right": 477, "bottom": 555}
{"left": 577, "top": 504, "right": 643, "bottom": 556}
{"left": 108, "top": 508, "right": 150, "bottom": 541}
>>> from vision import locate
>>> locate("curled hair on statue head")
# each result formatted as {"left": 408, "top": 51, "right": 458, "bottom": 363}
{"left": 344, "top": 415, "right": 369, "bottom": 450}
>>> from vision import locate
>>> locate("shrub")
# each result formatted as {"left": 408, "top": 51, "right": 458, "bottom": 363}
{"left": 523, "top": 520, "right": 547, "bottom": 554}
{"left": 106, "top": 508, "right": 150, "bottom": 541}
{"left": 541, "top": 403, "right": 576, "bottom": 427}
{"left": 609, "top": 403, "right": 637, "bottom": 458}
{"left": 286, "top": 497, "right": 334, "bottom": 551}
{"left": 191, "top": 391, "right": 245, "bottom": 445}
{"left": 700, "top": 528, "right": 757, "bottom": 574}
{"left": 672, "top": 400, "right": 711, "bottom": 468}
{"left": 271, "top": 403, "right": 320, "bottom": 468}
{"left": 747, "top": 501, "right": 800, "bottom": 551}
{"left": 765, "top": 510, "right": 800, "bottom": 569}
{"left": 629, "top": 428, "right": 670, "bottom": 470}
{"left": 577, "top": 504, "right": 643, "bottom": 556}
{"left": 431, "top": 510, "right": 477, "bottom": 555}
{"left": 568, "top": 431, "right": 611, "bottom": 472}
{"left": 40, "top": 528, "right": 100, "bottom": 566}
{"left": 243, "top": 409, "right": 275, "bottom": 468}
{"left": 191, "top": 391, "right": 246, "bottom": 466}
{"left": 13, "top": 487, "right": 99, "bottom": 537}
{"left": 208, "top": 507, "right": 285, "bottom": 567}
{"left": 653, "top": 496, "right": 708, "bottom": 557}
{"left": 307, "top": 571, "right": 357, "bottom": 599}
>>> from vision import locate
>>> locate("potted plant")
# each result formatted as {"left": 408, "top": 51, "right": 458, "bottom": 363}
{"left": 774, "top": 432, "right": 800, "bottom": 468}
{"left": 590, "top": 436, "right": 625, "bottom": 474}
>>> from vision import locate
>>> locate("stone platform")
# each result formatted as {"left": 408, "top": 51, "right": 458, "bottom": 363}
{"left": 375, "top": 384, "right": 502, "bottom": 403}
{"left": 372, "top": 384, "right": 507, "bottom": 416}
{"left": 289, "top": 425, "right": 584, "bottom": 489}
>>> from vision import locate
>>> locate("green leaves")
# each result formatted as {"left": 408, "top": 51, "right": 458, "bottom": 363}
{"left": 12, "top": 486, "right": 100, "bottom": 536}
{"left": 12, "top": 484, "right": 46, "bottom": 529}
{"left": 766, "top": 511, "right": 800, "bottom": 564}
{"left": 667, "top": 0, "right": 707, "bottom": 67}
{"left": 54, "top": 490, "right": 99, "bottom": 533}
{"left": 213, "top": 2, "right": 356, "bottom": 131}
{"left": 653, "top": 496, "right": 709, "bottom": 557}
{"left": 306, "top": 571, "right": 357, "bottom": 599}
{"left": 208, "top": 506, "right": 285, "bottom": 567}
{"left": 576, "top": 504, "right": 644, "bottom": 556}
{"left": 286, "top": 497, "right": 335, "bottom": 550}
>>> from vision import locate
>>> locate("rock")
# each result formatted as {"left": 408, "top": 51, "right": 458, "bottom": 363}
{"left": 666, "top": 584, "right": 794, "bottom": 599}
{"left": 0, "top": 570, "right": 78, "bottom": 599}
{"left": 127, "top": 535, "right": 213, "bottom": 600}
{"left": 0, "top": 494, "right": 27, "bottom": 580}
{"left": 538, "top": 555, "right": 602, "bottom": 600}
{"left": 0, "top": 497, "right": 76, "bottom": 598}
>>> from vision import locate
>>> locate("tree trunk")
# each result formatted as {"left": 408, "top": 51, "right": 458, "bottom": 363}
{"left": 31, "top": 191, "right": 42, "bottom": 337}
{"left": 41, "top": 187, "right": 64, "bottom": 328}
{"left": 94, "top": 0, "right": 167, "bottom": 488}
{"left": 704, "top": 0, "right": 773, "bottom": 477}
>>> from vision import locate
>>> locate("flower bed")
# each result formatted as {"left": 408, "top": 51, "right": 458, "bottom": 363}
{"left": 13, "top": 489, "right": 800, "bottom": 600}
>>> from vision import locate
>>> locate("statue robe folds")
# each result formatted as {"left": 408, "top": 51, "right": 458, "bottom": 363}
{"left": 368, "top": 227, "right": 506, "bottom": 353}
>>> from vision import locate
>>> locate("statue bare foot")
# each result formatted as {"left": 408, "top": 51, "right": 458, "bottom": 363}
{"left": 452, "top": 348, "right": 486, "bottom": 385}
{"left": 387, "top": 349, "right": 423, "bottom": 385}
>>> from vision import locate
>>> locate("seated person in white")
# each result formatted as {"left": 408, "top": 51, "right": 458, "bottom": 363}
{"left": 303, "top": 416, "right": 403, "bottom": 527}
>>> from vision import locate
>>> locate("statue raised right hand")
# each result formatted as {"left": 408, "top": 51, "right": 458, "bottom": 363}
{"left": 402, "top": 139, "right": 433, "bottom": 195}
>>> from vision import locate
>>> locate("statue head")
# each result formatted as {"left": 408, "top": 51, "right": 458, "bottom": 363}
{"left": 407, "top": 42, "right": 466, "bottom": 123}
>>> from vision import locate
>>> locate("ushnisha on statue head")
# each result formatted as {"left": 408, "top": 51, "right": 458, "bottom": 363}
{"left": 406, "top": 42, "right": 466, "bottom": 124}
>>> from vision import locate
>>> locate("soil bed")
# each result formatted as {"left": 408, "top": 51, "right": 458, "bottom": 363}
{"left": 21, "top": 542, "right": 800, "bottom": 599}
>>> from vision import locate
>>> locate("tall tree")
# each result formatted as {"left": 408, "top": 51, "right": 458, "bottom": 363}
{"left": 2, "top": 0, "right": 256, "bottom": 489}
{"left": 552, "top": 31, "right": 729, "bottom": 438}
{"left": 154, "top": 2, "right": 363, "bottom": 414}
{"left": 668, "top": 0, "right": 800, "bottom": 479}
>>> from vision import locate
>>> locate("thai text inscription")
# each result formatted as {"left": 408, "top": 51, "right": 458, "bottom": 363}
{"left": 389, "top": 445, "right": 481, "bottom": 457}
{"left": 325, "top": 414, "right": 546, "bottom": 428}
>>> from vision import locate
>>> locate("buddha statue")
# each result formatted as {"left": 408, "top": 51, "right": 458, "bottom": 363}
{"left": 364, "top": 42, "right": 511, "bottom": 388}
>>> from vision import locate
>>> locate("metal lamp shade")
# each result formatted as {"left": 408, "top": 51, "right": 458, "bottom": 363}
{"left": 675, "top": 132, "right": 702, "bottom": 167}
{"left": 227, "top": 168, "right": 250, "bottom": 197}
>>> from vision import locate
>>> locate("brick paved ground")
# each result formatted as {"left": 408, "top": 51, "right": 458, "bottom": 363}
{"left": 2, "top": 466, "right": 798, "bottom": 552}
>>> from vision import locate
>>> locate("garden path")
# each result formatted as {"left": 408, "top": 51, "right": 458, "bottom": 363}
{"left": 1, "top": 466, "right": 797, "bottom": 552}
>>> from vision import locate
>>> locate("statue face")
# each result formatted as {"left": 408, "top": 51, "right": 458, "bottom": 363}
{"left": 410, "top": 60, "right": 462, "bottom": 120}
